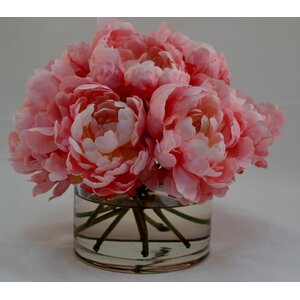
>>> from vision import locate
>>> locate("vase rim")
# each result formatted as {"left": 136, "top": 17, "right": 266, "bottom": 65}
{"left": 74, "top": 185, "right": 199, "bottom": 208}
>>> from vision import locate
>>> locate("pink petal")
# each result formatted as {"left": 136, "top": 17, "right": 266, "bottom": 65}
{"left": 116, "top": 106, "right": 135, "bottom": 146}
{"left": 228, "top": 136, "right": 255, "bottom": 167}
{"left": 49, "top": 179, "right": 71, "bottom": 200}
{"left": 44, "top": 153, "right": 68, "bottom": 182}
{"left": 155, "top": 130, "right": 179, "bottom": 168}
{"left": 89, "top": 46, "right": 124, "bottom": 93}
{"left": 71, "top": 104, "right": 94, "bottom": 141}
{"left": 147, "top": 83, "right": 184, "bottom": 140}
{"left": 51, "top": 59, "right": 75, "bottom": 81}
{"left": 173, "top": 166, "right": 199, "bottom": 202}
{"left": 95, "top": 130, "right": 118, "bottom": 153}
{"left": 25, "top": 128, "right": 57, "bottom": 154}
{"left": 130, "top": 149, "right": 150, "bottom": 175}
{"left": 27, "top": 70, "right": 59, "bottom": 110}
{"left": 32, "top": 176, "right": 56, "bottom": 197}
{"left": 126, "top": 96, "right": 146, "bottom": 146}
{"left": 174, "top": 117, "right": 195, "bottom": 141}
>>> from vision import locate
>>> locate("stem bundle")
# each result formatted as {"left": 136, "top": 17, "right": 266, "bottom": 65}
{"left": 75, "top": 187, "right": 210, "bottom": 257}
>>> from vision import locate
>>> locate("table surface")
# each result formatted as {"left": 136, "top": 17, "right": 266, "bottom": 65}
{"left": 1, "top": 104, "right": 299, "bottom": 282}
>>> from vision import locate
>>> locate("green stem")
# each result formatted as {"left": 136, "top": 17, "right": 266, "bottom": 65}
{"left": 133, "top": 195, "right": 146, "bottom": 208}
{"left": 165, "top": 207, "right": 211, "bottom": 225}
{"left": 154, "top": 208, "right": 191, "bottom": 248}
{"left": 75, "top": 211, "right": 94, "bottom": 218}
{"left": 93, "top": 209, "right": 129, "bottom": 252}
{"left": 75, "top": 208, "right": 123, "bottom": 235}
{"left": 133, "top": 208, "right": 149, "bottom": 257}
{"left": 85, "top": 204, "right": 106, "bottom": 226}
{"left": 144, "top": 213, "right": 170, "bottom": 232}
{"left": 75, "top": 205, "right": 117, "bottom": 218}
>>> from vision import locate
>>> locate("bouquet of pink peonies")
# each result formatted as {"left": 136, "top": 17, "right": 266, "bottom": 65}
{"left": 8, "top": 20, "right": 284, "bottom": 204}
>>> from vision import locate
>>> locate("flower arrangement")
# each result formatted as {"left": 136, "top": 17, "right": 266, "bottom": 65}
{"left": 8, "top": 19, "right": 283, "bottom": 203}
{"left": 8, "top": 20, "right": 284, "bottom": 269}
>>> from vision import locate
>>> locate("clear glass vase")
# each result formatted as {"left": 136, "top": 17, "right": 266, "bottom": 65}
{"left": 74, "top": 185, "right": 211, "bottom": 274}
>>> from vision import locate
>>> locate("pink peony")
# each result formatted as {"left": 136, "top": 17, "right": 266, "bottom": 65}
{"left": 147, "top": 79, "right": 283, "bottom": 203}
{"left": 148, "top": 23, "right": 231, "bottom": 86}
{"left": 66, "top": 83, "right": 154, "bottom": 197}
{"left": 8, "top": 42, "right": 91, "bottom": 199}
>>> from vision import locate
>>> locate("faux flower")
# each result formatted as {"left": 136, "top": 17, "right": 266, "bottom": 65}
{"left": 147, "top": 79, "right": 284, "bottom": 203}
{"left": 66, "top": 83, "right": 154, "bottom": 197}
{"left": 148, "top": 23, "right": 231, "bottom": 85}
{"left": 8, "top": 42, "right": 91, "bottom": 199}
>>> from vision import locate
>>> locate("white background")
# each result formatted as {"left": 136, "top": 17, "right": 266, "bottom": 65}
{"left": 0, "top": 18, "right": 299, "bottom": 281}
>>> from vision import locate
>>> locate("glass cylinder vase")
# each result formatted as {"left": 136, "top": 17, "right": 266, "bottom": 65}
{"left": 74, "top": 185, "right": 211, "bottom": 274}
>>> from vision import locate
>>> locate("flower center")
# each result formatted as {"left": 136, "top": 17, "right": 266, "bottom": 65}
{"left": 143, "top": 47, "right": 173, "bottom": 69}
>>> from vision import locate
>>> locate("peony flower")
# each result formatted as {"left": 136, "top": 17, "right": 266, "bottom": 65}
{"left": 66, "top": 83, "right": 154, "bottom": 197}
{"left": 228, "top": 90, "right": 285, "bottom": 168}
{"left": 89, "top": 20, "right": 146, "bottom": 97}
{"left": 91, "top": 19, "right": 146, "bottom": 55}
{"left": 8, "top": 42, "right": 91, "bottom": 199}
{"left": 147, "top": 79, "right": 283, "bottom": 203}
{"left": 148, "top": 23, "right": 231, "bottom": 86}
